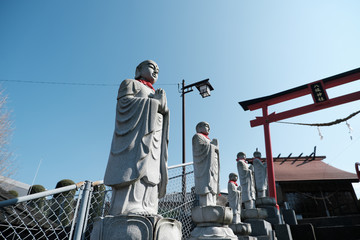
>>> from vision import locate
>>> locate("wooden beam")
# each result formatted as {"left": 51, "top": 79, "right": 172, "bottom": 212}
{"left": 250, "top": 91, "right": 360, "bottom": 127}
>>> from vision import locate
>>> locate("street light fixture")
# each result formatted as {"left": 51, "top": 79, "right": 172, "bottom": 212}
{"left": 182, "top": 79, "right": 214, "bottom": 99}
{"left": 180, "top": 78, "right": 214, "bottom": 200}
{"left": 198, "top": 84, "right": 212, "bottom": 98}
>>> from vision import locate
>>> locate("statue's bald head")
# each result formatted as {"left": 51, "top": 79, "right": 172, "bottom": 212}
{"left": 196, "top": 121, "right": 210, "bottom": 134}
{"left": 253, "top": 149, "right": 261, "bottom": 158}
{"left": 229, "top": 173, "right": 238, "bottom": 181}
{"left": 135, "top": 60, "right": 159, "bottom": 80}
{"left": 237, "top": 152, "right": 246, "bottom": 160}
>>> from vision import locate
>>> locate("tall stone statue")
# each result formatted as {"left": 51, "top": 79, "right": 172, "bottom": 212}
{"left": 192, "top": 121, "right": 220, "bottom": 206}
{"left": 104, "top": 60, "right": 169, "bottom": 216}
{"left": 252, "top": 149, "right": 268, "bottom": 198}
{"left": 236, "top": 152, "right": 256, "bottom": 209}
{"left": 228, "top": 173, "right": 241, "bottom": 224}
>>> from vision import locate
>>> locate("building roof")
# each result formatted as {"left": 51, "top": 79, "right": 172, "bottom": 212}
{"left": 0, "top": 176, "right": 30, "bottom": 196}
{"left": 249, "top": 156, "right": 359, "bottom": 182}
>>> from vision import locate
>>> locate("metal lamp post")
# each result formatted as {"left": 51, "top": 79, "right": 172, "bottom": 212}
{"left": 181, "top": 79, "right": 214, "bottom": 200}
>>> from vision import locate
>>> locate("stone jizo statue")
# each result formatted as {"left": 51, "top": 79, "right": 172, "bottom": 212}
{"left": 192, "top": 121, "right": 220, "bottom": 206}
{"left": 252, "top": 149, "right": 268, "bottom": 198}
{"left": 228, "top": 173, "right": 241, "bottom": 224}
{"left": 236, "top": 152, "right": 256, "bottom": 209}
{"left": 104, "top": 60, "right": 169, "bottom": 215}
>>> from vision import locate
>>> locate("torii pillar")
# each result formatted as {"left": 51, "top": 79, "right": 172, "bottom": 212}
{"left": 239, "top": 67, "right": 360, "bottom": 204}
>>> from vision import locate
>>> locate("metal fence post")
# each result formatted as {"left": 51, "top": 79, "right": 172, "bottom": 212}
{"left": 73, "top": 180, "right": 92, "bottom": 240}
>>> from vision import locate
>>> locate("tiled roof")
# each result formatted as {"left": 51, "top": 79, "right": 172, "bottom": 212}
{"left": 249, "top": 156, "right": 359, "bottom": 182}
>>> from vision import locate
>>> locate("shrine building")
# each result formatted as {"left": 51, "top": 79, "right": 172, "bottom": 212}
{"left": 248, "top": 156, "right": 359, "bottom": 219}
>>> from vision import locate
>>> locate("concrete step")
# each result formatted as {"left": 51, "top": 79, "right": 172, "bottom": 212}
{"left": 298, "top": 215, "right": 360, "bottom": 227}
{"left": 314, "top": 224, "right": 360, "bottom": 240}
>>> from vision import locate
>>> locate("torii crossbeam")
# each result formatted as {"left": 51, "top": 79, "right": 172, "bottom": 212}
{"left": 239, "top": 67, "right": 360, "bottom": 204}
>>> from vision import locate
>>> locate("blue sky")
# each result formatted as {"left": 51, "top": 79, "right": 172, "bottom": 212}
{"left": 1, "top": 1, "right": 360, "bottom": 196}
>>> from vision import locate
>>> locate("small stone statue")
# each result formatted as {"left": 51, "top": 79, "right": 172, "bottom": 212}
{"left": 252, "top": 149, "right": 268, "bottom": 198}
{"left": 236, "top": 152, "right": 256, "bottom": 209}
{"left": 228, "top": 173, "right": 241, "bottom": 224}
{"left": 192, "top": 121, "right": 220, "bottom": 206}
{"left": 104, "top": 60, "right": 169, "bottom": 216}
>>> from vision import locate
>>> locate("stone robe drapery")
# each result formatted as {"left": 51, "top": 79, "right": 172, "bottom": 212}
{"left": 237, "top": 161, "right": 256, "bottom": 203}
{"left": 228, "top": 181, "right": 241, "bottom": 224}
{"left": 104, "top": 79, "right": 169, "bottom": 198}
{"left": 192, "top": 133, "right": 219, "bottom": 196}
{"left": 253, "top": 158, "right": 267, "bottom": 198}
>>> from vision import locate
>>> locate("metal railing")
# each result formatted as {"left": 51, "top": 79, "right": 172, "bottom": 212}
{"left": 0, "top": 163, "right": 195, "bottom": 239}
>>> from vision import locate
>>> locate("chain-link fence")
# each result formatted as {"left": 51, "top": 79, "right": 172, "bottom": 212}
{"left": 0, "top": 182, "right": 83, "bottom": 240}
{"left": 0, "top": 163, "right": 196, "bottom": 240}
{"left": 159, "top": 163, "right": 196, "bottom": 239}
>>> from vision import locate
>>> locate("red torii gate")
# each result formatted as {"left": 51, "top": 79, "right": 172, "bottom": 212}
{"left": 239, "top": 67, "right": 360, "bottom": 203}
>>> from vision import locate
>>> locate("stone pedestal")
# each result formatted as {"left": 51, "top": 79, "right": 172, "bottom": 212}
{"left": 189, "top": 206, "right": 237, "bottom": 240}
{"left": 255, "top": 197, "right": 276, "bottom": 206}
{"left": 261, "top": 206, "right": 282, "bottom": 225}
{"left": 282, "top": 209, "right": 297, "bottom": 225}
{"left": 245, "top": 219, "right": 272, "bottom": 237}
{"left": 241, "top": 205, "right": 276, "bottom": 240}
{"left": 244, "top": 219, "right": 276, "bottom": 240}
{"left": 235, "top": 236, "right": 257, "bottom": 240}
{"left": 273, "top": 224, "right": 293, "bottom": 240}
{"left": 242, "top": 208, "right": 268, "bottom": 220}
{"left": 229, "top": 222, "right": 256, "bottom": 240}
{"left": 255, "top": 197, "right": 282, "bottom": 225}
{"left": 90, "top": 214, "right": 182, "bottom": 240}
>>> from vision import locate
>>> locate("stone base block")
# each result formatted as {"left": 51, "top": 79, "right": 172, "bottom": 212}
{"left": 90, "top": 215, "right": 182, "bottom": 240}
{"left": 230, "top": 223, "right": 252, "bottom": 236}
{"left": 190, "top": 206, "right": 237, "bottom": 240}
{"left": 282, "top": 209, "right": 297, "bottom": 225}
{"left": 274, "top": 224, "right": 292, "bottom": 240}
{"left": 245, "top": 219, "right": 272, "bottom": 237}
{"left": 255, "top": 197, "right": 277, "bottom": 207}
{"left": 237, "top": 236, "right": 257, "bottom": 240}
{"left": 192, "top": 205, "right": 233, "bottom": 225}
{"left": 256, "top": 231, "right": 277, "bottom": 240}
{"left": 242, "top": 208, "right": 268, "bottom": 220}
{"left": 155, "top": 218, "right": 182, "bottom": 240}
{"left": 262, "top": 206, "right": 282, "bottom": 225}
{"left": 189, "top": 226, "right": 238, "bottom": 240}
